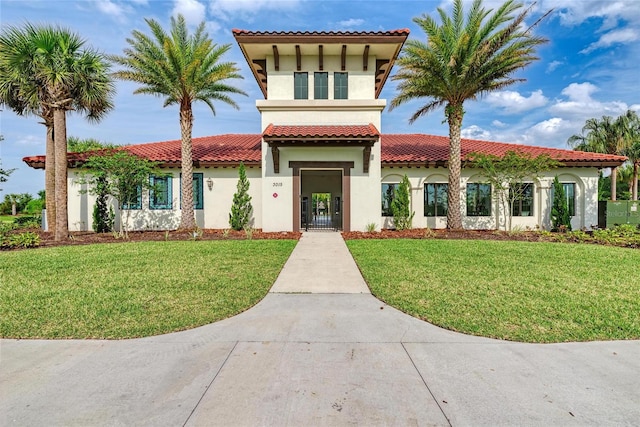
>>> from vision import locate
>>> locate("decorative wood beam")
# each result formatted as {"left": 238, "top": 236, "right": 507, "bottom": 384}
{"left": 272, "top": 45, "right": 279, "bottom": 71}
{"left": 341, "top": 45, "right": 347, "bottom": 71}
{"left": 271, "top": 146, "right": 280, "bottom": 173}
{"left": 295, "top": 45, "right": 301, "bottom": 71}
{"left": 363, "top": 145, "right": 372, "bottom": 173}
{"left": 318, "top": 45, "right": 323, "bottom": 71}
{"left": 363, "top": 45, "right": 369, "bottom": 71}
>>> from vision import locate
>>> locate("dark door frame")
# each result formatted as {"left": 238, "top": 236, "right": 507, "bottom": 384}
{"left": 290, "top": 161, "right": 354, "bottom": 232}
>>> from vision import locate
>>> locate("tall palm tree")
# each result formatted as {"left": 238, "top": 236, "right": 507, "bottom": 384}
{"left": 390, "top": 0, "right": 549, "bottom": 229}
{"left": 618, "top": 110, "right": 640, "bottom": 200}
{"left": 567, "top": 113, "right": 634, "bottom": 200}
{"left": 0, "top": 24, "right": 114, "bottom": 240}
{"left": 110, "top": 14, "right": 246, "bottom": 230}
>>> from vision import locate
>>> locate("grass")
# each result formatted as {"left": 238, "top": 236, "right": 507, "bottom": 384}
{"left": 0, "top": 240, "right": 297, "bottom": 339}
{"left": 346, "top": 239, "right": 640, "bottom": 343}
{"left": 0, "top": 214, "right": 16, "bottom": 223}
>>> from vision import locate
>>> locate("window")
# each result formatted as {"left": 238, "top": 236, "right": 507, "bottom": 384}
{"left": 294, "top": 72, "right": 308, "bottom": 99}
{"left": 466, "top": 183, "right": 491, "bottom": 216}
{"left": 180, "top": 173, "right": 204, "bottom": 209}
{"left": 563, "top": 183, "right": 576, "bottom": 217}
{"left": 510, "top": 183, "right": 534, "bottom": 216}
{"left": 381, "top": 183, "right": 399, "bottom": 216}
{"left": 121, "top": 185, "right": 142, "bottom": 210}
{"left": 334, "top": 72, "right": 348, "bottom": 99}
{"left": 424, "top": 183, "right": 448, "bottom": 217}
{"left": 150, "top": 175, "right": 172, "bottom": 209}
{"left": 551, "top": 183, "right": 576, "bottom": 217}
{"left": 314, "top": 72, "right": 328, "bottom": 99}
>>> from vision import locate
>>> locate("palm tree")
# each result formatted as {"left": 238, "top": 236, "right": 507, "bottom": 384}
{"left": 567, "top": 113, "right": 637, "bottom": 200}
{"left": 619, "top": 110, "right": 640, "bottom": 200}
{"left": 110, "top": 14, "right": 246, "bottom": 230}
{"left": 0, "top": 24, "right": 114, "bottom": 240}
{"left": 390, "top": 0, "right": 549, "bottom": 229}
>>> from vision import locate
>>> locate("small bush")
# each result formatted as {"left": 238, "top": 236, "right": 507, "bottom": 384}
{"left": 365, "top": 222, "right": 377, "bottom": 233}
{"left": 13, "top": 215, "right": 41, "bottom": 229}
{"left": 2, "top": 231, "right": 40, "bottom": 249}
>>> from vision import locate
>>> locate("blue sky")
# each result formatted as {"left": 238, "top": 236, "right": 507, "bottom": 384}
{"left": 1, "top": 0, "right": 639, "bottom": 196}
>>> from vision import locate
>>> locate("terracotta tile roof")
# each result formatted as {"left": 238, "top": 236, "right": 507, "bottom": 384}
{"left": 381, "top": 134, "right": 627, "bottom": 167}
{"left": 263, "top": 124, "right": 379, "bottom": 139}
{"left": 22, "top": 133, "right": 627, "bottom": 169}
{"left": 232, "top": 29, "right": 410, "bottom": 37}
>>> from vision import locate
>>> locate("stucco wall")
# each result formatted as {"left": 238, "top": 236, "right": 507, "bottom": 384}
{"left": 68, "top": 167, "right": 262, "bottom": 231}
{"left": 380, "top": 167, "right": 600, "bottom": 231}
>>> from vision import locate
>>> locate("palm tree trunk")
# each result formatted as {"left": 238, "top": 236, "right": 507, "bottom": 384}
{"left": 611, "top": 166, "right": 617, "bottom": 201}
{"left": 633, "top": 163, "right": 638, "bottom": 201}
{"left": 45, "top": 123, "right": 56, "bottom": 234}
{"left": 446, "top": 105, "right": 464, "bottom": 230}
{"left": 179, "top": 103, "right": 196, "bottom": 230}
{"left": 53, "top": 108, "right": 68, "bottom": 241}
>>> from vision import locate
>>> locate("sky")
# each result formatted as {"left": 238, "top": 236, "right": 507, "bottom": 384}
{"left": 1, "top": 0, "right": 639, "bottom": 196}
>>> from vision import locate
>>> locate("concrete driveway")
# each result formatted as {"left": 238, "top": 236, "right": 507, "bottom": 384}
{"left": 2, "top": 233, "right": 639, "bottom": 426}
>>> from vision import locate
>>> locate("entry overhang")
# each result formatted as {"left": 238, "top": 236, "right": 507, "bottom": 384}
{"left": 263, "top": 124, "right": 379, "bottom": 174}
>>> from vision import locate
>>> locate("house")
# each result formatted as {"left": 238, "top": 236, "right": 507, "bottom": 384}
{"left": 23, "top": 29, "right": 626, "bottom": 232}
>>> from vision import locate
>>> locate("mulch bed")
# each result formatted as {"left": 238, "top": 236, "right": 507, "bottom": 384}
{"left": 32, "top": 229, "right": 302, "bottom": 249}
{"left": 342, "top": 228, "right": 549, "bottom": 242}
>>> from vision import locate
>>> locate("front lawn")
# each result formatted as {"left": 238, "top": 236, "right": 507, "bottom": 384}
{"left": 346, "top": 239, "right": 640, "bottom": 343}
{"left": 0, "top": 240, "right": 297, "bottom": 339}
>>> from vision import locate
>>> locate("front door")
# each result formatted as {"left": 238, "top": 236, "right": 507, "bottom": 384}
{"left": 300, "top": 170, "right": 343, "bottom": 231}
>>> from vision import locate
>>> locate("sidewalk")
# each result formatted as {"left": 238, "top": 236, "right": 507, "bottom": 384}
{"left": 2, "top": 232, "right": 639, "bottom": 426}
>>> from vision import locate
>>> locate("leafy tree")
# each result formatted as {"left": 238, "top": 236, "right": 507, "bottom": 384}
{"left": 67, "top": 136, "right": 110, "bottom": 153}
{"left": 24, "top": 190, "right": 45, "bottom": 215}
{"left": 470, "top": 150, "right": 560, "bottom": 231}
{"left": 229, "top": 162, "right": 253, "bottom": 231}
{"left": 79, "top": 150, "right": 162, "bottom": 237}
{"left": 390, "top": 0, "right": 549, "bottom": 229}
{"left": 551, "top": 176, "right": 571, "bottom": 232}
{"left": 568, "top": 111, "right": 639, "bottom": 201}
{"left": 391, "top": 174, "right": 414, "bottom": 230}
{"left": 0, "top": 23, "right": 115, "bottom": 240}
{"left": 91, "top": 176, "right": 114, "bottom": 233}
{"left": 110, "top": 14, "right": 246, "bottom": 231}
{"left": 0, "top": 193, "right": 33, "bottom": 215}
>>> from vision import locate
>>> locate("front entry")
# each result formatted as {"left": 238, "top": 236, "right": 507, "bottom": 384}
{"left": 300, "top": 170, "right": 343, "bottom": 231}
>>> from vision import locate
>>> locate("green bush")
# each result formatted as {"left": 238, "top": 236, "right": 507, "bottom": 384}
{"left": 13, "top": 215, "right": 41, "bottom": 229}
{"left": 24, "top": 198, "right": 44, "bottom": 215}
{"left": 1, "top": 231, "right": 40, "bottom": 249}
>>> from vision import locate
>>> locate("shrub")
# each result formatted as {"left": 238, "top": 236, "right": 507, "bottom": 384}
{"left": 229, "top": 162, "right": 253, "bottom": 231}
{"left": 13, "top": 215, "right": 41, "bottom": 229}
{"left": 551, "top": 176, "right": 571, "bottom": 231}
{"left": 365, "top": 222, "right": 377, "bottom": 232}
{"left": 1, "top": 231, "right": 40, "bottom": 249}
{"left": 391, "top": 175, "right": 414, "bottom": 230}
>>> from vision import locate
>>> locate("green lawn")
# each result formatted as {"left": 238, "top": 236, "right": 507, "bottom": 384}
{"left": 0, "top": 240, "right": 297, "bottom": 339}
{"left": 346, "top": 239, "right": 640, "bottom": 343}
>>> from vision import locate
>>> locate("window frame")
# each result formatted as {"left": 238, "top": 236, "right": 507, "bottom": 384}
{"left": 314, "top": 72, "right": 328, "bottom": 99}
{"left": 179, "top": 173, "right": 204, "bottom": 210}
{"left": 294, "top": 72, "right": 308, "bottom": 99}
{"left": 510, "top": 183, "right": 534, "bottom": 217}
{"left": 424, "top": 183, "right": 448, "bottom": 217}
{"left": 334, "top": 72, "right": 348, "bottom": 99}
{"left": 121, "top": 185, "right": 142, "bottom": 210}
{"left": 466, "top": 183, "right": 492, "bottom": 217}
{"left": 381, "top": 183, "right": 399, "bottom": 217}
{"left": 149, "top": 175, "right": 173, "bottom": 210}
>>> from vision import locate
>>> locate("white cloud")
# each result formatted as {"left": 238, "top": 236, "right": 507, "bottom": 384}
{"left": 560, "top": 82, "right": 598, "bottom": 103}
{"left": 337, "top": 18, "right": 365, "bottom": 28}
{"left": 15, "top": 135, "right": 43, "bottom": 147}
{"left": 546, "top": 60, "right": 563, "bottom": 73}
{"left": 95, "top": 0, "right": 126, "bottom": 20}
{"left": 542, "top": 0, "right": 640, "bottom": 27}
{"left": 461, "top": 125, "right": 492, "bottom": 140}
{"left": 172, "top": 0, "right": 206, "bottom": 26}
{"left": 492, "top": 120, "right": 507, "bottom": 128}
{"left": 209, "top": 0, "right": 301, "bottom": 21}
{"left": 580, "top": 28, "right": 640, "bottom": 54}
{"left": 548, "top": 82, "right": 631, "bottom": 119}
{"left": 484, "top": 90, "right": 548, "bottom": 113}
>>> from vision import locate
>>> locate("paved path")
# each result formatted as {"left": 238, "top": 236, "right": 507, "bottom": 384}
{"left": 2, "top": 232, "right": 639, "bottom": 426}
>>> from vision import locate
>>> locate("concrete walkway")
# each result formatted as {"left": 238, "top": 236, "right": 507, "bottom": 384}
{"left": 2, "top": 232, "right": 639, "bottom": 426}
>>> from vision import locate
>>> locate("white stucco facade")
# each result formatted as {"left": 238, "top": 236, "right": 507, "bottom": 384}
{"left": 43, "top": 29, "right": 621, "bottom": 233}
